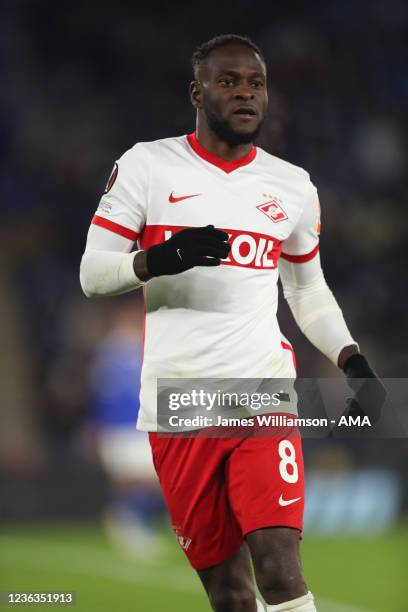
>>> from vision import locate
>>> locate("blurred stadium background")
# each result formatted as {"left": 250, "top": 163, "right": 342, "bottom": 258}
{"left": 0, "top": 1, "right": 407, "bottom": 610}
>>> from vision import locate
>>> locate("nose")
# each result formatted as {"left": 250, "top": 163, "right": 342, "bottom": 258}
{"left": 233, "top": 88, "right": 254, "bottom": 100}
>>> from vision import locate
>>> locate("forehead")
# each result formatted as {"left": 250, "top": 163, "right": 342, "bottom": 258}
{"left": 200, "top": 44, "right": 266, "bottom": 78}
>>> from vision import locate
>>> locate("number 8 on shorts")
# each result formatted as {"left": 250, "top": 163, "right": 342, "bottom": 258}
{"left": 278, "top": 440, "right": 299, "bottom": 484}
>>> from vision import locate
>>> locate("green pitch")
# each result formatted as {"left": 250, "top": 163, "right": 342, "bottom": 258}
{"left": 0, "top": 522, "right": 407, "bottom": 611}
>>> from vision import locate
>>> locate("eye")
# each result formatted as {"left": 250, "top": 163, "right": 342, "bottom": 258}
{"left": 218, "top": 77, "right": 235, "bottom": 87}
{"left": 251, "top": 80, "right": 264, "bottom": 88}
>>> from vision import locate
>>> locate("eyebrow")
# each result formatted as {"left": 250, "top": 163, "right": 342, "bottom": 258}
{"left": 216, "top": 69, "right": 265, "bottom": 78}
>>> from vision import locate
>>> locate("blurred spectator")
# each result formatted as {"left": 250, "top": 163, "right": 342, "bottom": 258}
{"left": 83, "top": 296, "right": 166, "bottom": 557}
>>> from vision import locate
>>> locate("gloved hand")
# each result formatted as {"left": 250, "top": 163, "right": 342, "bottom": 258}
{"left": 342, "top": 353, "right": 387, "bottom": 425}
{"left": 146, "top": 225, "right": 231, "bottom": 277}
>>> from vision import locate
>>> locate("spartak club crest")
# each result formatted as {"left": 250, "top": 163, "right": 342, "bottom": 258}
{"left": 257, "top": 198, "right": 288, "bottom": 223}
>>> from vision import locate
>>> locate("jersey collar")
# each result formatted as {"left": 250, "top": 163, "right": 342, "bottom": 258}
{"left": 187, "top": 132, "right": 257, "bottom": 174}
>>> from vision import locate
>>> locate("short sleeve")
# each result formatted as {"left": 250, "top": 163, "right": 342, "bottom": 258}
{"left": 91, "top": 143, "right": 150, "bottom": 242}
{"left": 281, "top": 181, "right": 321, "bottom": 263}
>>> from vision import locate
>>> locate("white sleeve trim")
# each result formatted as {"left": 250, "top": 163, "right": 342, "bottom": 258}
{"left": 80, "top": 249, "right": 145, "bottom": 297}
{"left": 79, "top": 223, "right": 146, "bottom": 297}
{"left": 279, "top": 253, "right": 358, "bottom": 366}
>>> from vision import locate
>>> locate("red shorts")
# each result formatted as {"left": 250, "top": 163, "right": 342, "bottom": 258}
{"left": 149, "top": 425, "right": 304, "bottom": 570}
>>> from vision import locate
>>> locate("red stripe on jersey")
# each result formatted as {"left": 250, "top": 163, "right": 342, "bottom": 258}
{"left": 281, "top": 340, "right": 297, "bottom": 370}
{"left": 92, "top": 215, "right": 139, "bottom": 241}
{"left": 187, "top": 132, "right": 257, "bottom": 174}
{"left": 139, "top": 224, "right": 282, "bottom": 270}
{"left": 281, "top": 243, "right": 319, "bottom": 263}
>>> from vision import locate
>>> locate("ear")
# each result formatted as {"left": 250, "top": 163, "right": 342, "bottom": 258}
{"left": 189, "top": 80, "right": 202, "bottom": 109}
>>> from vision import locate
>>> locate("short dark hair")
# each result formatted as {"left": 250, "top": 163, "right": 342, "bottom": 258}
{"left": 191, "top": 34, "right": 265, "bottom": 79}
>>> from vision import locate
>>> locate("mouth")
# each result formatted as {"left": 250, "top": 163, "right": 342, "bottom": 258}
{"left": 232, "top": 106, "right": 258, "bottom": 120}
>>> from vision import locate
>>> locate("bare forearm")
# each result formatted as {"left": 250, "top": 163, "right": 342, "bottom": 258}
{"left": 133, "top": 250, "right": 152, "bottom": 282}
{"left": 337, "top": 344, "right": 359, "bottom": 369}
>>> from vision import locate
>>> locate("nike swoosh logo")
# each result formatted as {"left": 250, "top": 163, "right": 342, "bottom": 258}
{"left": 278, "top": 494, "right": 302, "bottom": 507}
{"left": 169, "top": 191, "right": 201, "bottom": 203}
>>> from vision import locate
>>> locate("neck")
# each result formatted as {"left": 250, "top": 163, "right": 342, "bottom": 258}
{"left": 195, "top": 120, "right": 253, "bottom": 161}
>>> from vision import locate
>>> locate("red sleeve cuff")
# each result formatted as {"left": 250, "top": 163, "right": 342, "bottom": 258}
{"left": 91, "top": 215, "right": 139, "bottom": 241}
{"left": 281, "top": 243, "right": 319, "bottom": 263}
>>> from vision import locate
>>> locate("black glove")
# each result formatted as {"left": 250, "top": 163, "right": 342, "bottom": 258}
{"left": 343, "top": 353, "right": 387, "bottom": 425}
{"left": 146, "top": 225, "right": 230, "bottom": 277}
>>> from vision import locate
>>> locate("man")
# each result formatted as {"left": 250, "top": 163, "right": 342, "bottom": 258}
{"left": 80, "top": 34, "right": 383, "bottom": 612}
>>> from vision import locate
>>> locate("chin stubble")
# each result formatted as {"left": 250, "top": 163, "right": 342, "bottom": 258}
{"left": 206, "top": 109, "right": 265, "bottom": 147}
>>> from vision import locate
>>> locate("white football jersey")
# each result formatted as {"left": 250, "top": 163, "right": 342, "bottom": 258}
{"left": 92, "top": 133, "right": 320, "bottom": 430}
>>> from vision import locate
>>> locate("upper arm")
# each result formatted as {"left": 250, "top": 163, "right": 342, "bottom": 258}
{"left": 281, "top": 182, "right": 321, "bottom": 264}
{"left": 279, "top": 251, "right": 325, "bottom": 292}
{"left": 87, "top": 143, "right": 150, "bottom": 249}
{"left": 84, "top": 223, "right": 136, "bottom": 254}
